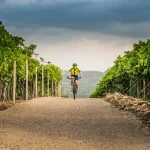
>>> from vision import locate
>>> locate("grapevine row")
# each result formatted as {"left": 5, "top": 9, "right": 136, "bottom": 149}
{"left": 90, "top": 40, "right": 150, "bottom": 100}
{"left": 0, "top": 25, "right": 62, "bottom": 101}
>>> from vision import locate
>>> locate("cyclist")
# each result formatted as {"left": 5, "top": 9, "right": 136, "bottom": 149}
{"left": 67, "top": 63, "right": 82, "bottom": 91}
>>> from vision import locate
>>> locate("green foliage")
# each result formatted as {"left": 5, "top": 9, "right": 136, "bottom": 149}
{"left": 0, "top": 25, "right": 62, "bottom": 100}
{"left": 44, "top": 64, "right": 62, "bottom": 82}
{"left": 0, "top": 25, "right": 36, "bottom": 81}
{"left": 90, "top": 39, "right": 150, "bottom": 98}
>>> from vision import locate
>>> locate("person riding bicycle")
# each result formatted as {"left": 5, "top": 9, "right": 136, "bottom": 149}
{"left": 67, "top": 63, "right": 82, "bottom": 91}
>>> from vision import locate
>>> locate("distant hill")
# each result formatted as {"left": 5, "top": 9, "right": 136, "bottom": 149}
{"left": 62, "top": 70, "right": 103, "bottom": 98}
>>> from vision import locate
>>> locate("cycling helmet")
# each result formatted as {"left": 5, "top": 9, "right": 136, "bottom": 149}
{"left": 72, "top": 63, "right": 78, "bottom": 66}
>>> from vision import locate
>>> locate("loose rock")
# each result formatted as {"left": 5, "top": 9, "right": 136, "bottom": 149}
{"left": 104, "top": 93, "right": 150, "bottom": 124}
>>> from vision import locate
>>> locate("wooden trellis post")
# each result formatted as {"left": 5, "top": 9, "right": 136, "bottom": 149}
{"left": 26, "top": 59, "right": 28, "bottom": 101}
{"left": 55, "top": 82, "right": 57, "bottom": 97}
{"left": 35, "top": 67, "right": 38, "bottom": 98}
{"left": 51, "top": 80, "right": 53, "bottom": 97}
{"left": 58, "top": 81, "right": 62, "bottom": 97}
{"left": 13, "top": 61, "right": 16, "bottom": 104}
{"left": 47, "top": 76, "right": 49, "bottom": 97}
{"left": 42, "top": 65, "right": 44, "bottom": 97}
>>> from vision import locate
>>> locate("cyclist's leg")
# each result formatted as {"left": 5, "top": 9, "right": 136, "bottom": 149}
{"left": 71, "top": 79, "right": 73, "bottom": 85}
{"left": 73, "top": 75, "right": 79, "bottom": 89}
{"left": 71, "top": 76, "right": 75, "bottom": 90}
{"left": 75, "top": 79, "right": 79, "bottom": 89}
{"left": 75, "top": 79, "right": 79, "bottom": 95}
{"left": 71, "top": 76, "right": 75, "bottom": 85}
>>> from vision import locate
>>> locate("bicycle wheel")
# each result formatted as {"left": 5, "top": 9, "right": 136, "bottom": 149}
{"left": 73, "top": 83, "right": 76, "bottom": 99}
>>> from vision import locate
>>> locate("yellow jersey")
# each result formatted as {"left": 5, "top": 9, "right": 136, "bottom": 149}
{"left": 69, "top": 67, "right": 80, "bottom": 76}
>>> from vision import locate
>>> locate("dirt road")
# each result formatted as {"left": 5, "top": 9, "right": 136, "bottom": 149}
{"left": 0, "top": 97, "right": 150, "bottom": 150}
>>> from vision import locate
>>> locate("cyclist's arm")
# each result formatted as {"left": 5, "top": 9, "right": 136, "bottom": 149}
{"left": 67, "top": 71, "right": 71, "bottom": 77}
{"left": 79, "top": 71, "right": 82, "bottom": 77}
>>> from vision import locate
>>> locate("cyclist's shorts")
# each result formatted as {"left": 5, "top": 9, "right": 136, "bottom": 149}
{"left": 71, "top": 75, "right": 78, "bottom": 80}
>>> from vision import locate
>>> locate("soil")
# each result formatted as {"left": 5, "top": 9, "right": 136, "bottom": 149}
{"left": 0, "top": 100, "right": 24, "bottom": 111}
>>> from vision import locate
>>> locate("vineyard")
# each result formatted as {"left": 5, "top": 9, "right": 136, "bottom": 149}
{"left": 90, "top": 40, "right": 150, "bottom": 100}
{"left": 0, "top": 24, "right": 62, "bottom": 102}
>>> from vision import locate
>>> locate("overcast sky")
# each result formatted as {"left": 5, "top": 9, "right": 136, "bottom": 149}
{"left": 1, "top": 0, "right": 150, "bottom": 72}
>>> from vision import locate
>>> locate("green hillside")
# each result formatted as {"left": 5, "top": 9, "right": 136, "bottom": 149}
{"left": 62, "top": 70, "right": 103, "bottom": 98}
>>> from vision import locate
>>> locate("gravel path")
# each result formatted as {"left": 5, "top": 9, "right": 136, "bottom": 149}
{"left": 0, "top": 97, "right": 150, "bottom": 150}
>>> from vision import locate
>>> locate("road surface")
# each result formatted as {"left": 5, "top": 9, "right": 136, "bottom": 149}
{"left": 0, "top": 97, "right": 150, "bottom": 150}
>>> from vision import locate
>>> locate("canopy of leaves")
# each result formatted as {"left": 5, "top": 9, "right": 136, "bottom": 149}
{"left": 90, "top": 39, "right": 150, "bottom": 98}
{"left": 0, "top": 25, "right": 62, "bottom": 83}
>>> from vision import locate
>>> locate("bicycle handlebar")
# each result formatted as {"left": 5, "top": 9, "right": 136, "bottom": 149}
{"left": 67, "top": 77, "right": 81, "bottom": 80}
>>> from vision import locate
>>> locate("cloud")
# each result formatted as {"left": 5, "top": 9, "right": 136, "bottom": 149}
{"left": 1, "top": 0, "right": 150, "bottom": 38}
{"left": 12, "top": 26, "right": 136, "bottom": 72}
{"left": 5, "top": 0, "right": 50, "bottom": 5}
{"left": 0, "top": 0, "right": 5, "bottom": 3}
{"left": 30, "top": 32, "right": 134, "bottom": 71}
{"left": 1, "top": 0, "right": 150, "bottom": 71}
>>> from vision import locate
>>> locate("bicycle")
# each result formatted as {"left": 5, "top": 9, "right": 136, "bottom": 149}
{"left": 67, "top": 77, "right": 81, "bottom": 99}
